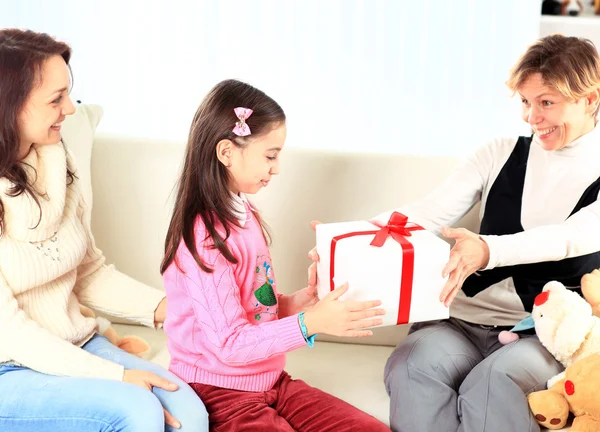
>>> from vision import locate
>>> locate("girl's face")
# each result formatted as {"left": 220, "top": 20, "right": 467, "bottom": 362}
{"left": 18, "top": 55, "right": 76, "bottom": 159}
{"left": 519, "top": 73, "right": 598, "bottom": 151}
{"left": 228, "top": 123, "right": 286, "bottom": 195}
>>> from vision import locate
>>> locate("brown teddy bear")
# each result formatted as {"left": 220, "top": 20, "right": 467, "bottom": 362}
{"left": 582, "top": 269, "right": 600, "bottom": 318}
{"left": 80, "top": 305, "right": 151, "bottom": 359}
{"left": 528, "top": 353, "right": 600, "bottom": 431}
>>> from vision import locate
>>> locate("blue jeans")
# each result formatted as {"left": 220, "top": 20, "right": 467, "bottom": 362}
{"left": 0, "top": 334, "right": 208, "bottom": 431}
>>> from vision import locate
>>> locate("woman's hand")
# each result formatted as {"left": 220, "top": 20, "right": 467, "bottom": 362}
{"left": 123, "top": 369, "right": 180, "bottom": 429}
{"left": 439, "top": 226, "right": 490, "bottom": 307}
{"left": 279, "top": 263, "right": 320, "bottom": 317}
{"left": 154, "top": 297, "right": 167, "bottom": 325}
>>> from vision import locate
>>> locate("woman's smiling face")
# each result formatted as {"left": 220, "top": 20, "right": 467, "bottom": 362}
{"left": 519, "top": 73, "right": 597, "bottom": 151}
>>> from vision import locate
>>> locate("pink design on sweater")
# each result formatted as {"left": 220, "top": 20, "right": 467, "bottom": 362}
{"left": 163, "top": 208, "right": 306, "bottom": 392}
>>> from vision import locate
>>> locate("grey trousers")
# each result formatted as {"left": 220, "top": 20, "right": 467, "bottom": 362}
{"left": 384, "top": 317, "right": 563, "bottom": 432}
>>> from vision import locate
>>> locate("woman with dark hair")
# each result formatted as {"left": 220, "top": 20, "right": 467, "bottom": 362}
{"left": 0, "top": 28, "right": 208, "bottom": 432}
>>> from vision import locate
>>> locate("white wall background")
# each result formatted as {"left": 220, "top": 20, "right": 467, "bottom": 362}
{"left": 1, "top": 0, "right": 541, "bottom": 156}
{"left": 540, "top": 15, "right": 600, "bottom": 48}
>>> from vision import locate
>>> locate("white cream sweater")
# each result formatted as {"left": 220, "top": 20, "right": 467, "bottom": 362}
{"left": 0, "top": 143, "right": 166, "bottom": 380}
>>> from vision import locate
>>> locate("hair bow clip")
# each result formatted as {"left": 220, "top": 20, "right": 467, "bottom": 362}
{"left": 232, "top": 107, "right": 253, "bottom": 137}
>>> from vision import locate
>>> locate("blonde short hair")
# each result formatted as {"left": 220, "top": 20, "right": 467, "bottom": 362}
{"left": 507, "top": 35, "right": 600, "bottom": 117}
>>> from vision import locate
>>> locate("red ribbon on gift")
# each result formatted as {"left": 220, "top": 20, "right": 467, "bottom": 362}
{"left": 329, "top": 212, "right": 424, "bottom": 325}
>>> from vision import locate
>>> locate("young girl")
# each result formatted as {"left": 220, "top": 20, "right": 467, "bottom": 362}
{"left": 161, "top": 79, "right": 390, "bottom": 431}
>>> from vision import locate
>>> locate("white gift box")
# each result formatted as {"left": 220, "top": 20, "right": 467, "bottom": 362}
{"left": 316, "top": 213, "right": 450, "bottom": 327}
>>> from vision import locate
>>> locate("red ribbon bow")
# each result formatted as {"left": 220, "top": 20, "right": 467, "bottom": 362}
{"left": 370, "top": 212, "right": 423, "bottom": 247}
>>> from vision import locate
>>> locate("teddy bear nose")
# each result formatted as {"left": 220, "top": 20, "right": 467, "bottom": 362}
{"left": 565, "top": 380, "right": 575, "bottom": 396}
{"left": 534, "top": 291, "right": 549, "bottom": 306}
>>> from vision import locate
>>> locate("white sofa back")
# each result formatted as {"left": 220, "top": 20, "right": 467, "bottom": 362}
{"left": 90, "top": 133, "right": 480, "bottom": 346}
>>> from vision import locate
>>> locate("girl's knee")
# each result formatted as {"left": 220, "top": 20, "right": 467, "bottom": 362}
{"left": 342, "top": 406, "right": 390, "bottom": 432}
{"left": 360, "top": 416, "right": 391, "bottom": 431}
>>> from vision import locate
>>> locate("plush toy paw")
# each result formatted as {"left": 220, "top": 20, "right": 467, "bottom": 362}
{"left": 582, "top": 269, "right": 600, "bottom": 318}
{"left": 527, "top": 389, "right": 569, "bottom": 430}
{"left": 498, "top": 330, "right": 520, "bottom": 345}
{"left": 118, "top": 336, "right": 151, "bottom": 359}
{"left": 81, "top": 305, "right": 151, "bottom": 359}
{"left": 530, "top": 354, "right": 600, "bottom": 431}
{"left": 571, "top": 414, "right": 600, "bottom": 432}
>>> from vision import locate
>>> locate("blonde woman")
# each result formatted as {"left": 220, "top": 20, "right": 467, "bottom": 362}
{"left": 378, "top": 35, "right": 600, "bottom": 432}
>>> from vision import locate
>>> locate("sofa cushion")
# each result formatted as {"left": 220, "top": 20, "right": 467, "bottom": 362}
{"left": 116, "top": 323, "right": 571, "bottom": 431}
{"left": 60, "top": 103, "right": 104, "bottom": 209}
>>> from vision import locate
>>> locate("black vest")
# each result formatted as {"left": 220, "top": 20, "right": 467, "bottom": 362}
{"left": 461, "top": 136, "right": 600, "bottom": 312}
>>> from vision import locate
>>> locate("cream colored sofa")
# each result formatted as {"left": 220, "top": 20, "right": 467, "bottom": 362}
{"left": 82, "top": 126, "right": 567, "bottom": 430}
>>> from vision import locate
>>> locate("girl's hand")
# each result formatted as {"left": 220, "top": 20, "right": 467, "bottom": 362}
{"left": 302, "top": 283, "right": 385, "bottom": 337}
{"left": 307, "top": 220, "right": 322, "bottom": 263}
{"left": 279, "top": 263, "right": 319, "bottom": 317}
{"left": 123, "top": 369, "right": 180, "bottom": 429}
{"left": 439, "top": 226, "right": 490, "bottom": 307}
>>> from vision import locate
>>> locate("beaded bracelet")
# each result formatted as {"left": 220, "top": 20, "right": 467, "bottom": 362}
{"left": 298, "top": 312, "right": 317, "bottom": 348}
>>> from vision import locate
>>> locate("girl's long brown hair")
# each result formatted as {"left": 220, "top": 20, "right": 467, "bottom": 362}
{"left": 161, "top": 79, "right": 285, "bottom": 274}
{"left": 0, "top": 29, "right": 75, "bottom": 235}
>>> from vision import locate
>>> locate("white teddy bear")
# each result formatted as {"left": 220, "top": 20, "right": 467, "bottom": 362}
{"left": 505, "top": 281, "right": 600, "bottom": 387}
{"left": 499, "top": 278, "right": 600, "bottom": 388}
{"left": 532, "top": 281, "right": 600, "bottom": 368}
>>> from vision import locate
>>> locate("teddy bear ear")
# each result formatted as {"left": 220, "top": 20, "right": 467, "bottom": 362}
{"left": 543, "top": 281, "right": 565, "bottom": 293}
{"left": 536, "top": 281, "right": 567, "bottom": 307}
{"left": 534, "top": 291, "right": 550, "bottom": 307}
